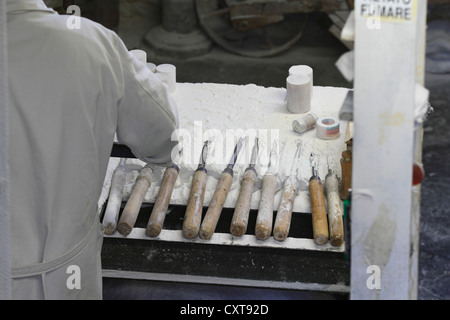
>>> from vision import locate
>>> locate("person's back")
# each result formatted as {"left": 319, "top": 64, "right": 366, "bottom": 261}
{"left": 7, "top": 0, "right": 178, "bottom": 299}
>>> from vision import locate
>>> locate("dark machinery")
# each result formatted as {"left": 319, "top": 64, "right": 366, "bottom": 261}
{"left": 195, "top": 0, "right": 450, "bottom": 57}
{"left": 195, "top": 0, "right": 349, "bottom": 57}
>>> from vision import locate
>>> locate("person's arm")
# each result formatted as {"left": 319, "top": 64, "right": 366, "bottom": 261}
{"left": 114, "top": 38, "right": 179, "bottom": 166}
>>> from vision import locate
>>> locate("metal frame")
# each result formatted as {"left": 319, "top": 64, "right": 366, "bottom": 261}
{"left": 102, "top": 270, "right": 350, "bottom": 294}
{"left": 104, "top": 227, "right": 344, "bottom": 253}
{"left": 101, "top": 203, "right": 350, "bottom": 295}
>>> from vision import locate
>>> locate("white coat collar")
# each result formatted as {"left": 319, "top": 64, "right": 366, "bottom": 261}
{"left": 7, "top": 0, "right": 56, "bottom": 14}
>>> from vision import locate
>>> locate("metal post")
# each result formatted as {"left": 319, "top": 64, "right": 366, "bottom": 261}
{"left": 351, "top": 0, "right": 425, "bottom": 299}
{"left": 0, "top": 0, "right": 11, "bottom": 300}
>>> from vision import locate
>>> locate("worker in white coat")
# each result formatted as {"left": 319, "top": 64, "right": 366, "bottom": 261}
{"left": 7, "top": 0, "right": 179, "bottom": 299}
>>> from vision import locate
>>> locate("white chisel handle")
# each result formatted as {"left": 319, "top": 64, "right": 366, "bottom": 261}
{"left": 255, "top": 174, "right": 277, "bottom": 240}
{"left": 325, "top": 172, "right": 344, "bottom": 246}
{"left": 273, "top": 175, "right": 298, "bottom": 241}
{"left": 102, "top": 162, "right": 126, "bottom": 235}
{"left": 117, "top": 165, "right": 153, "bottom": 236}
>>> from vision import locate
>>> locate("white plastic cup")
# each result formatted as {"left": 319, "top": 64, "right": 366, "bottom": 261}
{"left": 286, "top": 74, "right": 311, "bottom": 114}
{"left": 289, "top": 65, "right": 313, "bottom": 97}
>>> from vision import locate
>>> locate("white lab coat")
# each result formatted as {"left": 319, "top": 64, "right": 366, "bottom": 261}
{"left": 7, "top": 0, "right": 179, "bottom": 299}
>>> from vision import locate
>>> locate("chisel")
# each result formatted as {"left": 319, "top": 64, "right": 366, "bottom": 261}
{"left": 325, "top": 163, "right": 344, "bottom": 247}
{"left": 309, "top": 153, "right": 329, "bottom": 245}
{"left": 341, "top": 123, "right": 353, "bottom": 200}
{"left": 117, "top": 163, "right": 153, "bottom": 236}
{"left": 103, "top": 158, "right": 127, "bottom": 235}
{"left": 273, "top": 143, "right": 301, "bottom": 242}
{"left": 182, "top": 141, "right": 209, "bottom": 239}
{"left": 255, "top": 140, "right": 279, "bottom": 240}
{"left": 199, "top": 138, "right": 244, "bottom": 240}
{"left": 230, "top": 137, "right": 259, "bottom": 237}
{"left": 146, "top": 149, "right": 182, "bottom": 237}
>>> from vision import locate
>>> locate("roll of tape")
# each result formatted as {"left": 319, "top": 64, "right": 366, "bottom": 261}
{"left": 316, "top": 117, "right": 340, "bottom": 140}
{"left": 292, "top": 113, "right": 318, "bottom": 134}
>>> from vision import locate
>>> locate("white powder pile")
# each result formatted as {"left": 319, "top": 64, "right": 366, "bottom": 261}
{"left": 99, "top": 82, "right": 350, "bottom": 214}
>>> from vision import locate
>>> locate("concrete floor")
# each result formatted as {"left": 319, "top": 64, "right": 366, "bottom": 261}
{"left": 418, "top": 72, "right": 450, "bottom": 300}
{"left": 98, "top": 4, "right": 449, "bottom": 300}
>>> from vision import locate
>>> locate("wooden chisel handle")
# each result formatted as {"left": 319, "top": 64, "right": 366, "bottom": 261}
{"left": 325, "top": 173, "right": 344, "bottom": 246}
{"left": 309, "top": 176, "right": 329, "bottom": 245}
{"left": 340, "top": 150, "right": 352, "bottom": 200}
{"left": 117, "top": 166, "right": 153, "bottom": 236}
{"left": 199, "top": 168, "right": 234, "bottom": 240}
{"left": 102, "top": 163, "right": 126, "bottom": 235}
{"left": 182, "top": 168, "right": 208, "bottom": 239}
{"left": 230, "top": 168, "right": 257, "bottom": 237}
{"left": 273, "top": 175, "right": 298, "bottom": 242}
{"left": 255, "top": 174, "right": 277, "bottom": 240}
{"left": 146, "top": 166, "right": 179, "bottom": 237}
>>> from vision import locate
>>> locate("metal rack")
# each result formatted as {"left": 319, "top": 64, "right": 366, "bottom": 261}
{"left": 104, "top": 143, "right": 349, "bottom": 293}
{"left": 101, "top": 197, "right": 349, "bottom": 294}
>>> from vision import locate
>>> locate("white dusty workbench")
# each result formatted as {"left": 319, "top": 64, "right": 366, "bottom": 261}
{"left": 99, "top": 82, "right": 350, "bottom": 253}
{"left": 100, "top": 83, "right": 350, "bottom": 214}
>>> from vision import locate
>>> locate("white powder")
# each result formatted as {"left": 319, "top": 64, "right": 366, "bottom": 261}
{"left": 99, "top": 83, "right": 350, "bottom": 214}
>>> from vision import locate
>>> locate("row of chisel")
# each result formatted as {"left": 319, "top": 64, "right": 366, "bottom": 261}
{"left": 102, "top": 138, "right": 344, "bottom": 247}
{"left": 250, "top": 141, "right": 344, "bottom": 246}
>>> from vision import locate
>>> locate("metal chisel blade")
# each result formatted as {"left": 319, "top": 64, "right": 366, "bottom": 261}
{"left": 227, "top": 137, "right": 244, "bottom": 169}
{"left": 197, "top": 141, "right": 209, "bottom": 169}
{"left": 266, "top": 140, "right": 279, "bottom": 175}
{"left": 249, "top": 137, "right": 259, "bottom": 168}
{"left": 289, "top": 142, "right": 302, "bottom": 176}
